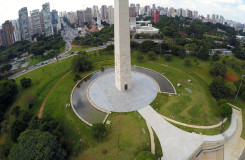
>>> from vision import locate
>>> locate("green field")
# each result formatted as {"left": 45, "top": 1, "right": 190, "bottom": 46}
{"left": 1, "top": 48, "right": 245, "bottom": 159}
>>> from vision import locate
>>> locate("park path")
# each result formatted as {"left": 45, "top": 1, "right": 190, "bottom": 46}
{"left": 161, "top": 115, "right": 228, "bottom": 129}
{"left": 38, "top": 71, "right": 71, "bottom": 118}
{"left": 224, "top": 105, "right": 245, "bottom": 160}
{"left": 146, "top": 123, "right": 155, "bottom": 155}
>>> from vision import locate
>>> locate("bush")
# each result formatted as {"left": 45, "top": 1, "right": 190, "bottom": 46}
{"left": 164, "top": 54, "right": 172, "bottom": 61}
{"left": 209, "top": 77, "right": 229, "bottom": 99}
{"left": 217, "top": 99, "right": 227, "bottom": 106}
{"left": 11, "top": 120, "right": 28, "bottom": 142}
{"left": 133, "top": 151, "right": 156, "bottom": 160}
{"left": 241, "top": 91, "right": 245, "bottom": 100}
{"left": 147, "top": 51, "right": 156, "bottom": 60}
{"left": 71, "top": 53, "right": 92, "bottom": 73}
{"left": 11, "top": 106, "right": 21, "bottom": 117}
{"left": 136, "top": 52, "right": 144, "bottom": 61}
{"left": 91, "top": 123, "right": 107, "bottom": 139}
{"left": 212, "top": 54, "right": 220, "bottom": 62}
{"left": 20, "top": 77, "right": 32, "bottom": 89}
{"left": 184, "top": 59, "right": 191, "bottom": 67}
{"left": 220, "top": 103, "right": 232, "bottom": 118}
{"left": 209, "top": 62, "right": 227, "bottom": 77}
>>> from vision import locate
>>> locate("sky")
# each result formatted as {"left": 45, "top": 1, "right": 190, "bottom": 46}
{"left": 0, "top": 0, "right": 245, "bottom": 24}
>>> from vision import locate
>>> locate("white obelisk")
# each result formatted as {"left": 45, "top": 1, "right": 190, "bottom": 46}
{"left": 114, "top": 0, "right": 132, "bottom": 92}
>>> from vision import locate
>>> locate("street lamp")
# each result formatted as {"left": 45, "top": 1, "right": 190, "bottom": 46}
{"left": 234, "top": 74, "right": 245, "bottom": 102}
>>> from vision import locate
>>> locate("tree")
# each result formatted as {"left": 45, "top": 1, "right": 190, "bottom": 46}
{"left": 220, "top": 103, "right": 232, "bottom": 118}
{"left": 131, "top": 41, "right": 140, "bottom": 50}
{"left": 212, "top": 54, "right": 220, "bottom": 62}
{"left": 91, "top": 123, "right": 107, "bottom": 139}
{"left": 71, "top": 53, "right": 92, "bottom": 73}
{"left": 11, "top": 106, "right": 21, "bottom": 117}
{"left": 20, "top": 77, "right": 32, "bottom": 89}
{"left": 133, "top": 151, "right": 156, "bottom": 160}
{"left": 11, "top": 120, "right": 28, "bottom": 142}
{"left": 139, "top": 41, "right": 155, "bottom": 53}
{"left": 184, "top": 43, "right": 198, "bottom": 55}
{"left": 209, "top": 76, "right": 229, "bottom": 99}
{"left": 0, "top": 111, "right": 3, "bottom": 125}
{"left": 197, "top": 46, "right": 210, "bottom": 60}
{"left": 225, "top": 82, "right": 237, "bottom": 97}
{"left": 147, "top": 51, "right": 156, "bottom": 60}
{"left": 209, "top": 62, "right": 227, "bottom": 77}
{"left": 0, "top": 79, "right": 18, "bottom": 112}
{"left": 9, "top": 130, "right": 67, "bottom": 160}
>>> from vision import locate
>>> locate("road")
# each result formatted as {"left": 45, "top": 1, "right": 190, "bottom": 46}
{"left": 8, "top": 42, "right": 112, "bottom": 80}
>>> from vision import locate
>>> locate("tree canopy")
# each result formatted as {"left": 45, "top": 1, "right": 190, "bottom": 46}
{"left": 9, "top": 130, "right": 67, "bottom": 160}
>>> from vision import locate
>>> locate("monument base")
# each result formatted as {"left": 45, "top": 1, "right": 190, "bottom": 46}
{"left": 87, "top": 72, "right": 159, "bottom": 112}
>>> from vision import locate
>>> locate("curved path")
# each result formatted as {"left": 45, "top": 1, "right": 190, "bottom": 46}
{"left": 161, "top": 115, "right": 228, "bottom": 129}
{"left": 38, "top": 71, "right": 71, "bottom": 118}
{"left": 138, "top": 105, "right": 239, "bottom": 160}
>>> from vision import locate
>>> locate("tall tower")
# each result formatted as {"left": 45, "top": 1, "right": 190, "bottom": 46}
{"left": 114, "top": 0, "right": 131, "bottom": 92}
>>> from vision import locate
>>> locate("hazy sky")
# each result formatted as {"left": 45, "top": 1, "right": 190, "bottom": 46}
{"left": 0, "top": 0, "right": 245, "bottom": 24}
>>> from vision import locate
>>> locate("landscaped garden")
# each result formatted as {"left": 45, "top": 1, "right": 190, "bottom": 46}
{"left": 1, "top": 44, "right": 245, "bottom": 159}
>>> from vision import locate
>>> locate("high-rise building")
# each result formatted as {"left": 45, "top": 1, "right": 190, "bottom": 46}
{"left": 31, "top": 9, "right": 42, "bottom": 35}
{"left": 18, "top": 7, "right": 31, "bottom": 41}
{"left": 84, "top": 8, "right": 93, "bottom": 24}
{"left": 28, "top": 16, "right": 33, "bottom": 37}
{"left": 42, "top": 3, "right": 53, "bottom": 36}
{"left": 129, "top": 5, "right": 136, "bottom": 17}
{"left": 11, "top": 20, "right": 21, "bottom": 42}
{"left": 77, "top": 10, "right": 84, "bottom": 26}
{"left": 100, "top": 5, "right": 108, "bottom": 21}
{"left": 154, "top": 11, "right": 160, "bottom": 24}
{"left": 92, "top": 5, "right": 98, "bottom": 18}
{"left": 2, "top": 20, "right": 15, "bottom": 46}
{"left": 51, "top": 10, "right": 59, "bottom": 34}
{"left": 108, "top": 6, "right": 114, "bottom": 25}
{"left": 0, "top": 29, "right": 3, "bottom": 46}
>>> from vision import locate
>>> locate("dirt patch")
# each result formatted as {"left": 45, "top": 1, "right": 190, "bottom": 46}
{"left": 38, "top": 71, "right": 71, "bottom": 118}
{"left": 224, "top": 72, "right": 239, "bottom": 82}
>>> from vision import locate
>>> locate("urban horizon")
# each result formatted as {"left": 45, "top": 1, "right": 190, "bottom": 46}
{"left": 0, "top": 1, "right": 245, "bottom": 25}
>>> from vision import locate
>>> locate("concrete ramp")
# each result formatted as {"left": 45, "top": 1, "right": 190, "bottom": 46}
{"left": 138, "top": 105, "right": 203, "bottom": 160}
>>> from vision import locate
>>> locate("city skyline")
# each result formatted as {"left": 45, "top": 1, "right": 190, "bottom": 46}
{"left": 0, "top": 0, "right": 245, "bottom": 25}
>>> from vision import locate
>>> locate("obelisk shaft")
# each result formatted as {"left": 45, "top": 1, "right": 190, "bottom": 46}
{"left": 114, "top": 0, "right": 131, "bottom": 92}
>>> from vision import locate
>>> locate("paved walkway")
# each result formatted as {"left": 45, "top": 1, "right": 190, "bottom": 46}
{"left": 138, "top": 105, "right": 204, "bottom": 160}
{"left": 138, "top": 105, "right": 241, "bottom": 160}
{"left": 224, "top": 108, "right": 245, "bottom": 160}
{"left": 161, "top": 115, "right": 228, "bottom": 129}
{"left": 146, "top": 123, "right": 155, "bottom": 155}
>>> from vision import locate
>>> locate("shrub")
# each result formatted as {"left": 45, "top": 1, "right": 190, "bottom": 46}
{"left": 20, "top": 77, "right": 32, "bottom": 89}
{"left": 209, "top": 62, "right": 227, "bottom": 77}
{"left": 184, "top": 59, "right": 191, "bottom": 67}
{"left": 133, "top": 151, "right": 156, "bottom": 160}
{"left": 147, "top": 51, "right": 156, "bottom": 60}
{"left": 164, "top": 54, "right": 172, "bottom": 61}
{"left": 136, "top": 52, "right": 144, "bottom": 61}
{"left": 11, "top": 120, "right": 28, "bottom": 142}
{"left": 91, "top": 123, "right": 107, "bottom": 139}
{"left": 220, "top": 103, "right": 232, "bottom": 118}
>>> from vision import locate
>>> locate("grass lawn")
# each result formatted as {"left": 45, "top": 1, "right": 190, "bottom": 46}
{"left": 2, "top": 47, "right": 245, "bottom": 160}
{"left": 131, "top": 52, "right": 221, "bottom": 126}
{"left": 171, "top": 118, "right": 231, "bottom": 135}
{"left": 64, "top": 45, "right": 92, "bottom": 55}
